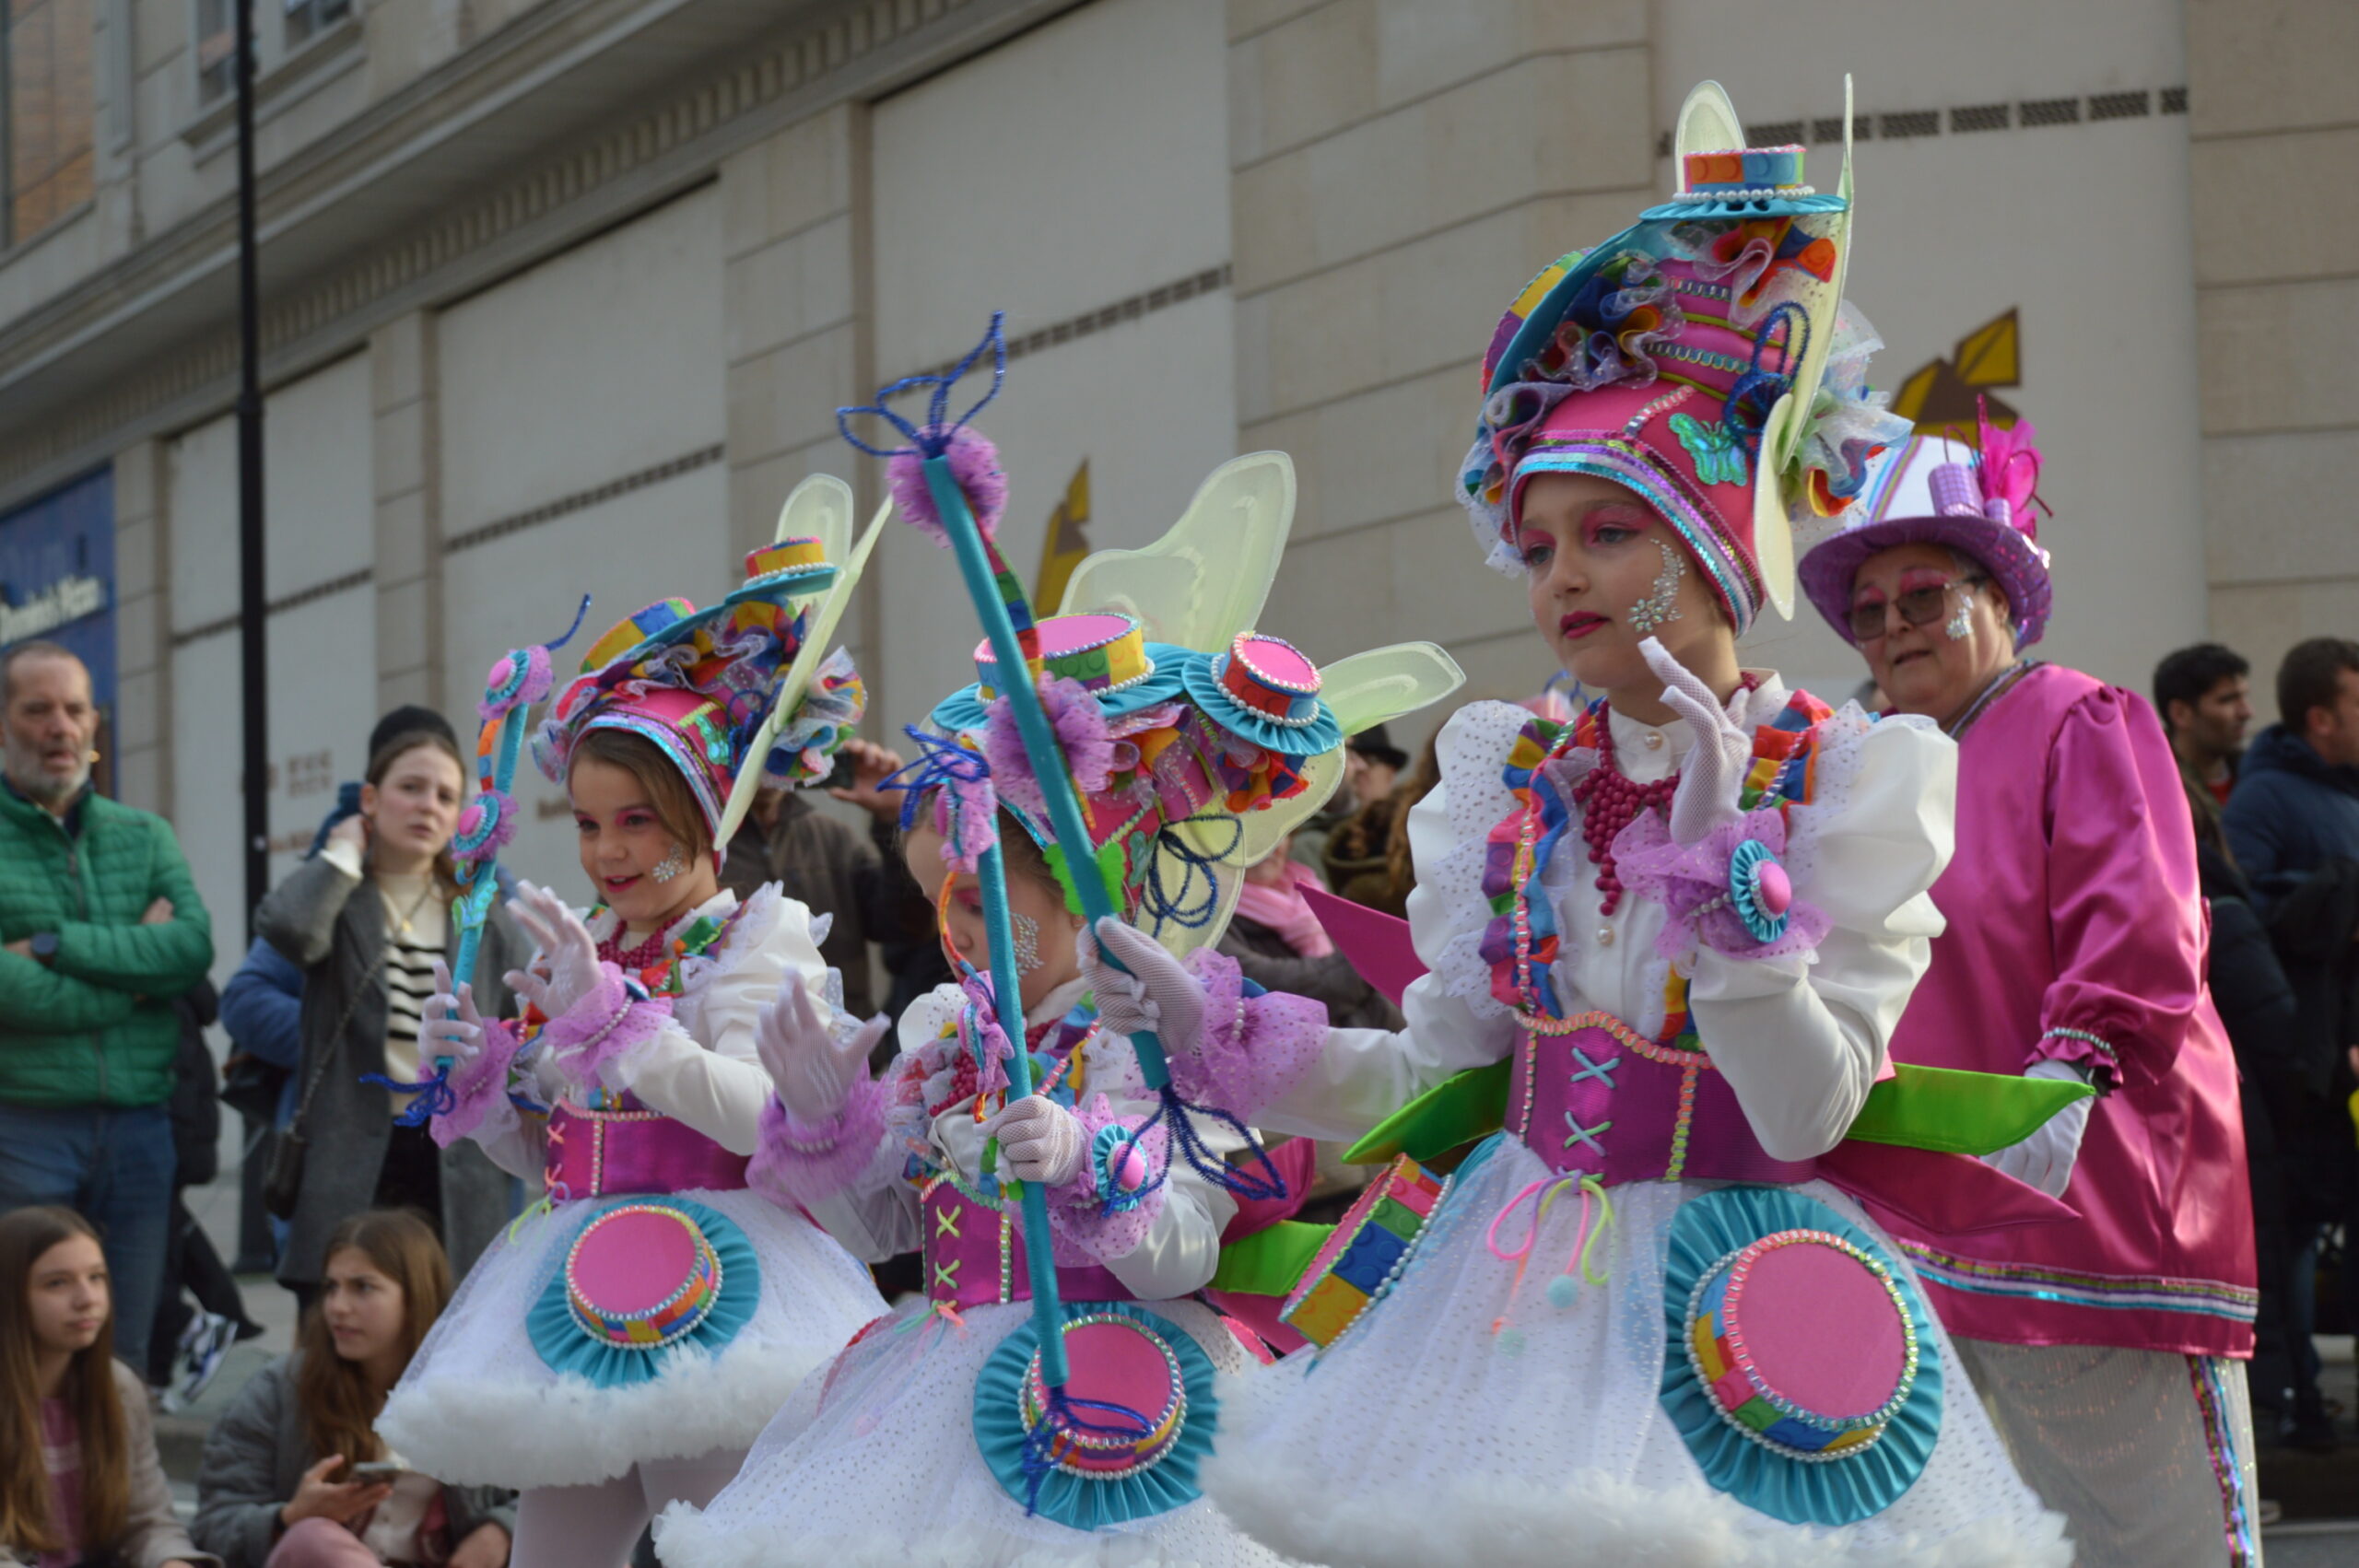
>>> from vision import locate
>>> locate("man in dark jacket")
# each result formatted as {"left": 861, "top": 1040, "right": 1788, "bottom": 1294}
{"left": 0, "top": 640, "right": 215, "bottom": 1366}
{"left": 2223, "top": 636, "right": 2359, "bottom": 1443}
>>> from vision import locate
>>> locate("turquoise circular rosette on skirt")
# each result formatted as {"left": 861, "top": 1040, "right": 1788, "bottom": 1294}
{"left": 1660, "top": 1184, "right": 1942, "bottom": 1527}
{"left": 528, "top": 1196, "right": 762, "bottom": 1387}
{"left": 972, "top": 1299, "right": 1219, "bottom": 1531}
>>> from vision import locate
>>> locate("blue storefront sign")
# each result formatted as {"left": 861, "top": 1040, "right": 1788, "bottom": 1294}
{"left": 0, "top": 470, "right": 117, "bottom": 790}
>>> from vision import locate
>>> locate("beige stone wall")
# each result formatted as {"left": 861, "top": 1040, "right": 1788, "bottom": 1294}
{"left": 1227, "top": 0, "right": 1655, "bottom": 731}
{"left": 111, "top": 439, "right": 170, "bottom": 814}
{"left": 718, "top": 99, "right": 878, "bottom": 710}
{"left": 2188, "top": 0, "right": 2359, "bottom": 721}
{"left": 371, "top": 312, "right": 442, "bottom": 715}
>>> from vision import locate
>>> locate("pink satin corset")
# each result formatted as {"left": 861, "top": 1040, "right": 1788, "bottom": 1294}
{"left": 920, "top": 1173, "right": 1131, "bottom": 1310}
{"left": 546, "top": 1100, "right": 751, "bottom": 1200}
{"left": 1508, "top": 1013, "right": 1813, "bottom": 1188}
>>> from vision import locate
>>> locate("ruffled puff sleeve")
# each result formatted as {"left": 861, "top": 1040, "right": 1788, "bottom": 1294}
{"left": 1254, "top": 701, "right": 1542, "bottom": 1143}
{"left": 581, "top": 886, "right": 832, "bottom": 1155}
{"left": 768, "top": 983, "right": 973, "bottom": 1263}
{"left": 2031, "top": 685, "right": 2207, "bottom": 1093}
{"left": 1161, "top": 945, "right": 1332, "bottom": 1124}
{"left": 1683, "top": 703, "right": 1957, "bottom": 1161}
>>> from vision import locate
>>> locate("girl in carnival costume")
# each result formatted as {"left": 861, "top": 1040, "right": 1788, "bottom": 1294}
{"left": 656, "top": 444, "right": 1462, "bottom": 1568}
{"left": 1079, "top": 85, "right": 2085, "bottom": 1566}
{"left": 374, "top": 483, "right": 889, "bottom": 1568}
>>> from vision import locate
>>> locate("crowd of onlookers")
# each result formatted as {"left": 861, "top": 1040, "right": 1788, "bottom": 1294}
{"left": 3, "top": 622, "right": 2357, "bottom": 1562}
{"left": 2156, "top": 636, "right": 2359, "bottom": 1452}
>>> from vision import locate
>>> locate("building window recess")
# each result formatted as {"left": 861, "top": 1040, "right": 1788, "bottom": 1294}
{"left": 4, "top": 0, "right": 96, "bottom": 243}
{"left": 196, "top": 0, "right": 353, "bottom": 107}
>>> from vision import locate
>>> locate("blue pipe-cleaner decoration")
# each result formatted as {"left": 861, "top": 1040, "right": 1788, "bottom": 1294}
{"left": 1129, "top": 1086, "right": 1291, "bottom": 1206}
{"left": 1136, "top": 814, "right": 1244, "bottom": 931}
{"left": 1721, "top": 300, "right": 1811, "bottom": 458}
{"left": 881, "top": 725, "right": 992, "bottom": 830}
{"left": 375, "top": 594, "right": 593, "bottom": 1127}
{"left": 836, "top": 314, "right": 1008, "bottom": 461}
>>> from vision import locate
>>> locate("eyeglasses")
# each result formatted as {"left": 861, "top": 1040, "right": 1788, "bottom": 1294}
{"left": 1847, "top": 575, "right": 1986, "bottom": 642}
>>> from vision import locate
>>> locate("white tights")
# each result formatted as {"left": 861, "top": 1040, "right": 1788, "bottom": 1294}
{"left": 511, "top": 1446, "right": 746, "bottom": 1568}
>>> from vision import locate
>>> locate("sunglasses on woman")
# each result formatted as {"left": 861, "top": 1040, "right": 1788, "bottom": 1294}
{"left": 1848, "top": 575, "right": 1986, "bottom": 642}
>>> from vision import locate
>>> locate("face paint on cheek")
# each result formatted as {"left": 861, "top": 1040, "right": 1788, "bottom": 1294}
{"left": 1944, "top": 591, "right": 1973, "bottom": 643}
{"left": 1627, "top": 539, "right": 1686, "bottom": 635}
{"left": 1011, "top": 911, "right": 1041, "bottom": 974}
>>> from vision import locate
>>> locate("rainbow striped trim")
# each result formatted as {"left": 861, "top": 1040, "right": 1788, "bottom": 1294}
{"left": 1897, "top": 1243, "right": 2259, "bottom": 1323}
{"left": 2189, "top": 1355, "right": 2259, "bottom": 1567}
{"left": 1279, "top": 1156, "right": 1449, "bottom": 1347}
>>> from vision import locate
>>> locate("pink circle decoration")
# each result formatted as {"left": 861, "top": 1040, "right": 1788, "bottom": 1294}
{"left": 486, "top": 654, "right": 516, "bottom": 690}
{"left": 1110, "top": 1142, "right": 1151, "bottom": 1193}
{"left": 1736, "top": 1238, "right": 1907, "bottom": 1421}
{"left": 563, "top": 1204, "right": 723, "bottom": 1350}
{"left": 1020, "top": 1315, "right": 1187, "bottom": 1478}
{"left": 1754, "top": 860, "right": 1792, "bottom": 917}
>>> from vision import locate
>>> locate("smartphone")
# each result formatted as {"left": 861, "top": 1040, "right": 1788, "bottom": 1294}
{"left": 812, "top": 750, "right": 857, "bottom": 793}
{"left": 347, "top": 1461, "right": 405, "bottom": 1479}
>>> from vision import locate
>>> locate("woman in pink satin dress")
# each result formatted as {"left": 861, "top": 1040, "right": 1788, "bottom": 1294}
{"left": 1797, "top": 423, "right": 2260, "bottom": 1568}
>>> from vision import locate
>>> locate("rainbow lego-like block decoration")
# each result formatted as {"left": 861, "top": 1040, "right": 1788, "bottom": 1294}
{"left": 1279, "top": 1156, "right": 1446, "bottom": 1348}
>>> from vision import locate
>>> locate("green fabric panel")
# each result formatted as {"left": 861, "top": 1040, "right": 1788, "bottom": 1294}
{"left": 1845, "top": 1063, "right": 2096, "bottom": 1155}
{"left": 1344, "top": 1059, "right": 1513, "bottom": 1165}
{"left": 1209, "top": 1221, "right": 1332, "bottom": 1297}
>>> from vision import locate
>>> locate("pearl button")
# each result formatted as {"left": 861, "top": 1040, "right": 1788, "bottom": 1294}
{"left": 1643, "top": 731, "right": 1665, "bottom": 750}
{"left": 1596, "top": 925, "right": 1615, "bottom": 947}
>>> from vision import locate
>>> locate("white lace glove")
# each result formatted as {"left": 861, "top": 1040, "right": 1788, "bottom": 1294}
{"left": 1075, "top": 917, "right": 1204, "bottom": 1054}
{"left": 1640, "top": 637, "right": 1752, "bottom": 846}
{"left": 982, "top": 1094, "right": 1087, "bottom": 1188}
{"left": 418, "top": 959, "right": 484, "bottom": 1068}
{"left": 502, "top": 881, "right": 606, "bottom": 1019}
{"left": 1981, "top": 1060, "right": 2093, "bottom": 1199}
{"left": 755, "top": 978, "right": 886, "bottom": 1125}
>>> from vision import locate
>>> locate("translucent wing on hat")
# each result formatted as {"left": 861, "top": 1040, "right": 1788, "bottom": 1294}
{"left": 778, "top": 472, "right": 855, "bottom": 575}
{"left": 1053, "top": 451, "right": 1294, "bottom": 652}
{"left": 1751, "top": 76, "right": 1856, "bottom": 621}
{"left": 714, "top": 486, "right": 891, "bottom": 844}
{"left": 1672, "top": 79, "right": 1747, "bottom": 171}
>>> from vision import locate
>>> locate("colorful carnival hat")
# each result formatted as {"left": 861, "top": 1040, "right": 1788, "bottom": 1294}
{"left": 1459, "top": 79, "right": 1911, "bottom": 628}
{"left": 531, "top": 474, "right": 886, "bottom": 849}
{"left": 1795, "top": 404, "right": 2053, "bottom": 647}
{"left": 527, "top": 1198, "right": 761, "bottom": 1387}
{"left": 905, "top": 451, "right": 1463, "bottom": 957}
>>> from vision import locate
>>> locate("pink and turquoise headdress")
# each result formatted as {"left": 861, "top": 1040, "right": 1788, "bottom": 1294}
{"left": 528, "top": 486, "right": 884, "bottom": 850}
{"left": 1460, "top": 79, "right": 1911, "bottom": 629}
{"left": 839, "top": 314, "right": 1461, "bottom": 1524}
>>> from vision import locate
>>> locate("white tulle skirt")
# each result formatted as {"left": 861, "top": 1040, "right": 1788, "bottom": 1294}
{"left": 654, "top": 1295, "right": 1296, "bottom": 1568}
{"left": 377, "top": 1188, "right": 886, "bottom": 1490}
{"left": 1202, "top": 1135, "right": 2073, "bottom": 1568}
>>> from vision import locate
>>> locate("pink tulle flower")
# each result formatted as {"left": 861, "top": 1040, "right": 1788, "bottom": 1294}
{"left": 429, "top": 1018, "right": 522, "bottom": 1150}
{"left": 1160, "top": 947, "right": 1332, "bottom": 1124}
{"left": 749, "top": 1074, "right": 889, "bottom": 1211}
{"left": 1613, "top": 808, "right": 1830, "bottom": 965}
{"left": 888, "top": 426, "right": 1007, "bottom": 545}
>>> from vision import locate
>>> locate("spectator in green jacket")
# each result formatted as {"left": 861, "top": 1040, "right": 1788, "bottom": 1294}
{"left": 0, "top": 640, "right": 214, "bottom": 1371}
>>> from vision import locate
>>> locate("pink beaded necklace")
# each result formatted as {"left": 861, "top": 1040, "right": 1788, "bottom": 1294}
{"left": 598, "top": 923, "right": 673, "bottom": 973}
{"left": 1567, "top": 709, "right": 1678, "bottom": 916}
{"left": 1568, "top": 676, "right": 1758, "bottom": 916}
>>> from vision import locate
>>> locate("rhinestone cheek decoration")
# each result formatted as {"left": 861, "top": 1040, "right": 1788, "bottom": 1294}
{"left": 1011, "top": 911, "right": 1042, "bottom": 975}
{"left": 1627, "top": 539, "right": 1687, "bottom": 636}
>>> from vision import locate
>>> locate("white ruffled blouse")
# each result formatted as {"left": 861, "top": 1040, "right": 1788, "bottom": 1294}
{"left": 1260, "top": 678, "right": 1957, "bottom": 1160}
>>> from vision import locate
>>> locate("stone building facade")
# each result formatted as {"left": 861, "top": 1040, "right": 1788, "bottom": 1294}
{"left": 0, "top": 0, "right": 2342, "bottom": 978}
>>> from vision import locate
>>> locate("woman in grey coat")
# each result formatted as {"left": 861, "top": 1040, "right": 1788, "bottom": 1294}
{"left": 194, "top": 1210, "right": 513, "bottom": 1567}
{"left": 256, "top": 728, "right": 526, "bottom": 1300}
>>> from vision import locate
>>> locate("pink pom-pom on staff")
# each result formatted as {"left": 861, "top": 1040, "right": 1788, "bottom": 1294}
{"left": 888, "top": 426, "right": 1007, "bottom": 545}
